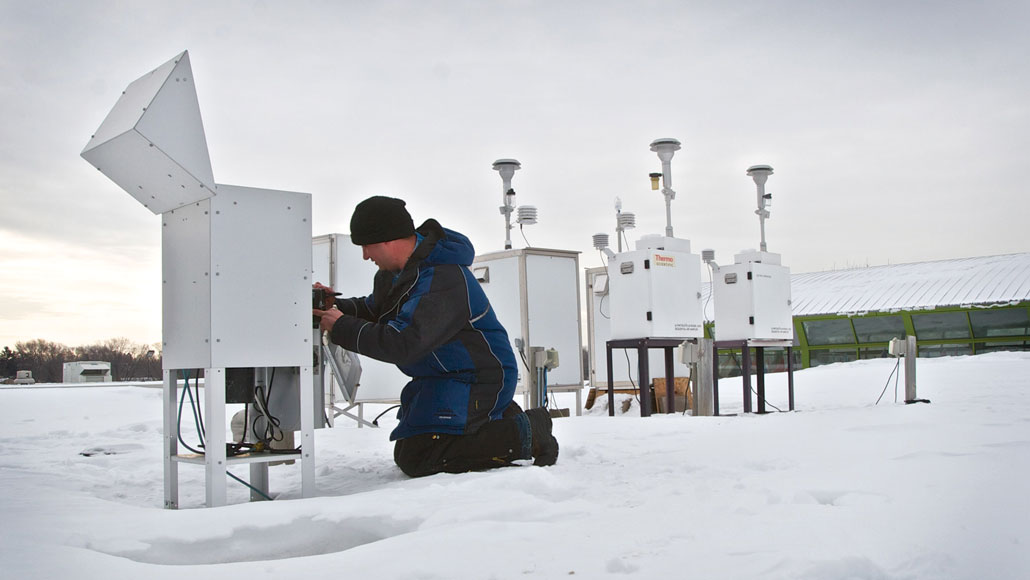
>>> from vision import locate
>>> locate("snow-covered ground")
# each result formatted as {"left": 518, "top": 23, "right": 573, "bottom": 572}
{"left": 2, "top": 353, "right": 1028, "bottom": 579}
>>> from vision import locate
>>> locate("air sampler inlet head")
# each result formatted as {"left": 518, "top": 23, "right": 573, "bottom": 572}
{"left": 649, "top": 138, "right": 681, "bottom": 162}
{"left": 492, "top": 158, "right": 522, "bottom": 180}
{"left": 746, "top": 164, "right": 773, "bottom": 185}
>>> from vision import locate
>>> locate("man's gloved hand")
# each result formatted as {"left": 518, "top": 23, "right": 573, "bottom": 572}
{"left": 313, "top": 306, "right": 343, "bottom": 334}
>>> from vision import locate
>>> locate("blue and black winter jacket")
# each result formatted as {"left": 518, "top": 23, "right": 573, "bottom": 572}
{"left": 330, "top": 219, "right": 518, "bottom": 441}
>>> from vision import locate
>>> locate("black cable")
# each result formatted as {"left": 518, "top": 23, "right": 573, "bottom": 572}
{"left": 703, "top": 263, "right": 714, "bottom": 324}
{"left": 622, "top": 350, "right": 641, "bottom": 404}
{"left": 192, "top": 371, "right": 205, "bottom": 439}
{"left": 252, "top": 369, "right": 284, "bottom": 444}
{"left": 893, "top": 359, "right": 901, "bottom": 403}
{"left": 517, "top": 345, "right": 532, "bottom": 374}
{"left": 177, "top": 379, "right": 205, "bottom": 455}
{"left": 877, "top": 360, "right": 902, "bottom": 405}
{"left": 226, "top": 471, "right": 274, "bottom": 501}
{"left": 372, "top": 404, "right": 401, "bottom": 426}
{"left": 252, "top": 386, "right": 283, "bottom": 443}
{"left": 183, "top": 371, "right": 206, "bottom": 443}
{"left": 174, "top": 368, "right": 281, "bottom": 502}
{"left": 519, "top": 224, "right": 531, "bottom": 248}
{"left": 241, "top": 399, "right": 250, "bottom": 444}
{"left": 750, "top": 386, "right": 784, "bottom": 413}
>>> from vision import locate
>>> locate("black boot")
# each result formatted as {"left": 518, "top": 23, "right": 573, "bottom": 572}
{"left": 525, "top": 407, "right": 559, "bottom": 466}
{"left": 503, "top": 400, "right": 524, "bottom": 418}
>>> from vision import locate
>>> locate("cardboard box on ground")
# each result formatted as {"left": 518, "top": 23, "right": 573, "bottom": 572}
{"left": 652, "top": 377, "right": 693, "bottom": 413}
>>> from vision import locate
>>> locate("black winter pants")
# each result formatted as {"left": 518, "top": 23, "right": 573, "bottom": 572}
{"left": 393, "top": 402, "right": 527, "bottom": 477}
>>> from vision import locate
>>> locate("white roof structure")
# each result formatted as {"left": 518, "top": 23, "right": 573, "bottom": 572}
{"left": 790, "top": 253, "right": 1030, "bottom": 317}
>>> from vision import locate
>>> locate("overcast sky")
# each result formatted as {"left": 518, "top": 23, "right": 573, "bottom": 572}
{"left": 2, "top": 0, "right": 1027, "bottom": 349}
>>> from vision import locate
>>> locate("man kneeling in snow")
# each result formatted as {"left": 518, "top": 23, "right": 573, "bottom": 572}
{"left": 313, "top": 196, "right": 558, "bottom": 476}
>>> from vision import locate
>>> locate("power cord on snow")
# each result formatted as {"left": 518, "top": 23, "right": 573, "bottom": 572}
{"left": 751, "top": 386, "right": 784, "bottom": 413}
{"left": 372, "top": 404, "right": 401, "bottom": 426}
{"left": 875, "top": 357, "right": 902, "bottom": 405}
{"left": 623, "top": 350, "right": 641, "bottom": 405}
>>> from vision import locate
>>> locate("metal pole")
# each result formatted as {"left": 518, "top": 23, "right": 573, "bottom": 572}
{"left": 742, "top": 346, "right": 752, "bottom": 414}
{"left": 787, "top": 346, "right": 795, "bottom": 411}
{"left": 606, "top": 342, "right": 615, "bottom": 417}
{"left": 664, "top": 191, "right": 674, "bottom": 238}
{"left": 904, "top": 335, "right": 917, "bottom": 402}
{"left": 650, "top": 139, "right": 680, "bottom": 238}
{"left": 204, "top": 368, "right": 227, "bottom": 508}
{"left": 503, "top": 188, "right": 514, "bottom": 250}
{"left": 756, "top": 346, "right": 766, "bottom": 414}
{"left": 747, "top": 165, "right": 773, "bottom": 252}
{"left": 493, "top": 159, "right": 520, "bottom": 250}
{"left": 712, "top": 342, "right": 721, "bottom": 416}
{"left": 695, "top": 338, "right": 715, "bottom": 416}
{"left": 163, "top": 369, "right": 179, "bottom": 509}
{"left": 250, "top": 463, "right": 269, "bottom": 501}
{"left": 529, "top": 346, "right": 544, "bottom": 409}
{"left": 299, "top": 365, "right": 315, "bottom": 498}
{"left": 664, "top": 346, "right": 675, "bottom": 414}
{"left": 758, "top": 178, "right": 768, "bottom": 252}
{"left": 638, "top": 343, "right": 652, "bottom": 417}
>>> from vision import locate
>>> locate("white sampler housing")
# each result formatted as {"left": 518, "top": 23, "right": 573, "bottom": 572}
{"left": 709, "top": 164, "right": 794, "bottom": 342}
{"left": 472, "top": 248, "right": 584, "bottom": 414}
{"left": 607, "top": 235, "right": 704, "bottom": 340}
{"left": 585, "top": 266, "right": 694, "bottom": 388}
{"left": 63, "top": 361, "right": 113, "bottom": 383}
{"left": 711, "top": 250, "right": 794, "bottom": 341}
{"left": 81, "top": 51, "right": 318, "bottom": 508}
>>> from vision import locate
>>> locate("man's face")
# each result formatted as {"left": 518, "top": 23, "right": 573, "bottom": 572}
{"left": 361, "top": 240, "right": 407, "bottom": 272}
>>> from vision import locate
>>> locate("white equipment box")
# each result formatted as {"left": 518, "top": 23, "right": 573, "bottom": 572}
{"left": 712, "top": 251, "right": 793, "bottom": 341}
{"left": 585, "top": 267, "right": 693, "bottom": 388}
{"left": 81, "top": 50, "right": 317, "bottom": 508}
{"left": 607, "top": 235, "right": 704, "bottom": 340}
{"left": 162, "top": 185, "right": 312, "bottom": 369}
{"left": 471, "top": 248, "right": 584, "bottom": 409}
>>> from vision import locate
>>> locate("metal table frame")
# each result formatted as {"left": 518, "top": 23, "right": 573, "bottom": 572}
{"left": 712, "top": 340, "right": 795, "bottom": 415}
{"left": 605, "top": 338, "right": 684, "bottom": 417}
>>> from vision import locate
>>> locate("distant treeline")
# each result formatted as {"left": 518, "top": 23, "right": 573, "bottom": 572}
{"left": 1, "top": 338, "right": 162, "bottom": 383}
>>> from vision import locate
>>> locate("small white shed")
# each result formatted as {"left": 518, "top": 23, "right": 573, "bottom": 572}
{"left": 63, "top": 361, "right": 113, "bottom": 383}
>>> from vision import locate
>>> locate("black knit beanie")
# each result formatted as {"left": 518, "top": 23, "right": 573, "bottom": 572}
{"left": 349, "top": 196, "right": 416, "bottom": 245}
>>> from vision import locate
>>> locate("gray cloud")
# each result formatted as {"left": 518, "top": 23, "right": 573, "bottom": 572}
{"left": 1, "top": 0, "right": 1027, "bottom": 346}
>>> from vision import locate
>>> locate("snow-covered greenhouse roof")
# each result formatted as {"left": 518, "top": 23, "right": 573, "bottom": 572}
{"left": 789, "top": 253, "right": 1030, "bottom": 317}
